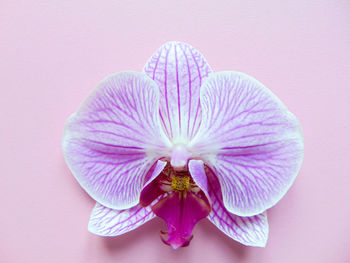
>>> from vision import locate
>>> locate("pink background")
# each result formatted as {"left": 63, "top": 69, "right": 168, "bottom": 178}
{"left": 1, "top": 0, "right": 350, "bottom": 262}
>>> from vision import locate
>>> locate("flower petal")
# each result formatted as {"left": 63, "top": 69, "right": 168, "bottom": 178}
{"left": 62, "top": 72, "right": 170, "bottom": 210}
{"left": 88, "top": 202, "right": 155, "bottom": 236}
{"left": 143, "top": 41, "right": 212, "bottom": 143}
{"left": 207, "top": 169, "right": 268, "bottom": 247}
{"left": 191, "top": 71, "right": 304, "bottom": 216}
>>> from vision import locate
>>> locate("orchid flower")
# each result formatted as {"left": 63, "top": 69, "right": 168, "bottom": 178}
{"left": 62, "top": 41, "right": 304, "bottom": 249}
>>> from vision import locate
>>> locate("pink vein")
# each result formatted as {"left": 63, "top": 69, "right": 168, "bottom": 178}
{"left": 189, "top": 47, "right": 203, "bottom": 138}
{"left": 179, "top": 44, "right": 192, "bottom": 137}
{"left": 164, "top": 45, "right": 173, "bottom": 138}
{"left": 207, "top": 175, "right": 249, "bottom": 236}
{"left": 174, "top": 44, "right": 181, "bottom": 133}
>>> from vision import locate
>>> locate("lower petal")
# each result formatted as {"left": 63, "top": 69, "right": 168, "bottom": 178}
{"left": 207, "top": 170, "right": 268, "bottom": 247}
{"left": 152, "top": 191, "right": 210, "bottom": 249}
{"left": 88, "top": 202, "right": 155, "bottom": 236}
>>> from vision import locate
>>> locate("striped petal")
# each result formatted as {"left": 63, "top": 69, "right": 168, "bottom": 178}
{"left": 62, "top": 72, "right": 170, "bottom": 210}
{"left": 207, "top": 169, "right": 268, "bottom": 247}
{"left": 191, "top": 71, "right": 304, "bottom": 216}
{"left": 143, "top": 41, "right": 212, "bottom": 143}
{"left": 88, "top": 203, "right": 155, "bottom": 236}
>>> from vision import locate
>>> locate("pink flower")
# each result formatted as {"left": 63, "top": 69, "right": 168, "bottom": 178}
{"left": 62, "top": 42, "right": 304, "bottom": 249}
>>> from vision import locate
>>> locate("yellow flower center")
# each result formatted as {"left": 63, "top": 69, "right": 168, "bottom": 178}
{"left": 171, "top": 176, "right": 190, "bottom": 191}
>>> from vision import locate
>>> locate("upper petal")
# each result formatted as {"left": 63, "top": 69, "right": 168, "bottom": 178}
{"left": 190, "top": 71, "right": 304, "bottom": 216}
{"left": 62, "top": 72, "right": 170, "bottom": 210}
{"left": 143, "top": 41, "right": 212, "bottom": 143}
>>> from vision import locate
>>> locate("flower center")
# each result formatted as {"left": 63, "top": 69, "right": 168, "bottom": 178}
{"left": 171, "top": 175, "right": 190, "bottom": 191}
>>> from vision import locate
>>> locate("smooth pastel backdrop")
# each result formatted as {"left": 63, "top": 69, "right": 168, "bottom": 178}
{"left": 1, "top": 0, "right": 349, "bottom": 262}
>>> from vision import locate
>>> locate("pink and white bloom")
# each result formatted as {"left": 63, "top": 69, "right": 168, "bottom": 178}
{"left": 62, "top": 42, "right": 304, "bottom": 249}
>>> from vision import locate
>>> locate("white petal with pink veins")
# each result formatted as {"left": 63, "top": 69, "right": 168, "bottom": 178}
{"left": 88, "top": 203, "right": 155, "bottom": 236}
{"left": 191, "top": 71, "right": 304, "bottom": 216}
{"left": 143, "top": 41, "right": 212, "bottom": 143}
{"left": 63, "top": 72, "right": 170, "bottom": 210}
{"left": 207, "top": 169, "right": 268, "bottom": 247}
